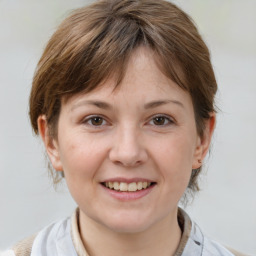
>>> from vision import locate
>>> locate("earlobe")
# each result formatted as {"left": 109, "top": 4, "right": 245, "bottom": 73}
{"left": 37, "top": 115, "right": 63, "bottom": 171}
{"left": 192, "top": 113, "right": 216, "bottom": 169}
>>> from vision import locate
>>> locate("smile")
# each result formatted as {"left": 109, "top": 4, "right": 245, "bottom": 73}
{"left": 103, "top": 181, "right": 153, "bottom": 192}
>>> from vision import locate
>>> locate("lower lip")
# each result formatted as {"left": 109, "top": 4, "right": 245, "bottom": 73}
{"left": 101, "top": 184, "right": 156, "bottom": 201}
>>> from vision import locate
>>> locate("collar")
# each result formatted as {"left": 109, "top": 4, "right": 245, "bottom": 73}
{"left": 70, "top": 208, "right": 89, "bottom": 256}
{"left": 70, "top": 207, "right": 199, "bottom": 256}
{"left": 174, "top": 208, "right": 192, "bottom": 256}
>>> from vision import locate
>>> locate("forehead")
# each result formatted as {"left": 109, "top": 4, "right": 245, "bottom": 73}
{"left": 63, "top": 47, "right": 192, "bottom": 112}
{"left": 62, "top": 45, "right": 189, "bottom": 108}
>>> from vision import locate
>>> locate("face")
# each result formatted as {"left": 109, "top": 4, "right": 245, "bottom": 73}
{"left": 39, "top": 47, "right": 213, "bottom": 234}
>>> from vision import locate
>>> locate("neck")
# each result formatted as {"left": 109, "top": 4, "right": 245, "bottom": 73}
{"left": 79, "top": 209, "right": 182, "bottom": 256}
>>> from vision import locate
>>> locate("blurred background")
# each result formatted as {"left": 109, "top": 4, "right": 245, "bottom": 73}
{"left": 0, "top": 0, "right": 255, "bottom": 254}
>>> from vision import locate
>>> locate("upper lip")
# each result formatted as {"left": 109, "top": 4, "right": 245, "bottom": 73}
{"left": 101, "top": 177, "right": 156, "bottom": 183}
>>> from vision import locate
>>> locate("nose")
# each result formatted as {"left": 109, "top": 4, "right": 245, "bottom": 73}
{"left": 109, "top": 125, "right": 148, "bottom": 167}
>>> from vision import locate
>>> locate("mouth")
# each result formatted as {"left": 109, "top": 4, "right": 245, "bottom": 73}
{"left": 101, "top": 181, "right": 156, "bottom": 192}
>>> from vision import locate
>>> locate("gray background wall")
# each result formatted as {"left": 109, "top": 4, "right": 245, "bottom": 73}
{"left": 0, "top": 0, "right": 255, "bottom": 254}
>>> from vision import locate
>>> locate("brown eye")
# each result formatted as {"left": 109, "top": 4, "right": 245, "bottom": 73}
{"left": 84, "top": 116, "right": 107, "bottom": 127}
{"left": 90, "top": 117, "right": 104, "bottom": 126}
{"left": 151, "top": 116, "right": 172, "bottom": 126}
{"left": 153, "top": 117, "right": 166, "bottom": 125}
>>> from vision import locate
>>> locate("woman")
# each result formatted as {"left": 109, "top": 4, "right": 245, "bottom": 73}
{"left": 2, "top": 0, "right": 247, "bottom": 255}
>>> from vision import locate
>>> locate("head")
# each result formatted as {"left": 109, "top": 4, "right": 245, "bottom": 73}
{"left": 30, "top": 0, "right": 217, "bottom": 202}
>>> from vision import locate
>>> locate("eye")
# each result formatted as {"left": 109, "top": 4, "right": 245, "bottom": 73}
{"left": 83, "top": 116, "right": 107, "bottom": 127}
{"left": 149, "top": 115, "right": 173, "bottom": 126}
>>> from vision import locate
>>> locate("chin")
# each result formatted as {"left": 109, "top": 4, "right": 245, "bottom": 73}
{"left": 105, "top": 221, "right": 151, "bottom": 234}
{"left": 97, "top": 212, "right": 156, "bottom": 234}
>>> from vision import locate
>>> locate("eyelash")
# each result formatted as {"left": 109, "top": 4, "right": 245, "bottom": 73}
{"left": 82, "top": 114, "right": 174, "bottom": 128}
{"left": 148, "top": 115, "right": 174, "bottom": 126}
{"left": 82, "top": 115, "right": 108, "bottom": 127}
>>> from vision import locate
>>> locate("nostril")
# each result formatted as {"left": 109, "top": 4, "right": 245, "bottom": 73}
{"left": 110, "top": 156, "right": 144, "bottom": 168}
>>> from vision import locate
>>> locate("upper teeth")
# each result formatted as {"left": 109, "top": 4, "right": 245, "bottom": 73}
{"left": 104, "top": 181, "right": 151, "bottom": 192}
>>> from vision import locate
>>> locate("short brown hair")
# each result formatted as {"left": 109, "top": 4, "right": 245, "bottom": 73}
{"left": 29, "top": 0, "right": 217, "bottom": 195}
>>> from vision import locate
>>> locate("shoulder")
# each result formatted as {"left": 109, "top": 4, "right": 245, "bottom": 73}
{"left": 203, "top": 235, "right": 246, "bottom": 256}
{"left": 1, "top": 250, "right": 16, "bottom": 256}
{"left": 191, "top": 222, "right": 249, "bottom": 256}
{"left": 1, "top": 234, "right": 36, "bottom": 256}
{"left": 2, "top": 216, "right": 77, "bottom": 256}
{"left": 180, "top": 209, "right": 249, "bottom": 256}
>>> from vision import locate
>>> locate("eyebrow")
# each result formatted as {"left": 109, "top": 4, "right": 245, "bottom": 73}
{"left": 71, "top": 100, "right": 113, "bottom": 111}
{"left": 71, "top": 99, "right": 184, "bottom": 111}
{"left": 144, "top": 100, "right": 184, "bottom": 109}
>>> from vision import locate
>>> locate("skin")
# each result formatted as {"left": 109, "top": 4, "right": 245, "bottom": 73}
{"left": 38, "top": 47, "right": 215, "bottom": 256}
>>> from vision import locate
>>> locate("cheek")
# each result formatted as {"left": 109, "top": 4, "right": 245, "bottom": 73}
{"left": 58, "top": 136, "right": 109, "bottom": 204}
{"left": 151, "top": 134, "right": 195, "bottom": 190}
{"left": 58, "top": 135, "right": 109, "bottom": 179}
{"left": 154, "top": 132, "right": 196, "bottom": 169}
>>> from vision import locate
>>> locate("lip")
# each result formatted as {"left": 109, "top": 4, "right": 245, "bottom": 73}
{"left": 100, "top": 182, "right": 156, "bottom": 201}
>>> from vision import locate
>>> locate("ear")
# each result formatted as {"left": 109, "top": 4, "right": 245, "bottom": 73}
{"left": 192, "top": 112, "right": 216, "bottom": 169}
{"left": 37, "top": 115, "right": 63, "bottom": 171}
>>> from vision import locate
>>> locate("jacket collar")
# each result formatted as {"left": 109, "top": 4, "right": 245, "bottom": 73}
{"left": 70, "top": 207, "right": 201, "bottom": 256}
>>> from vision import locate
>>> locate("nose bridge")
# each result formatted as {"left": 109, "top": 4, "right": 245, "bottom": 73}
{"left": 119, "top": 124, "right": 139, "bottom": 151}
{"left": 109, "top": 123, "right": 147, "bottom": 167}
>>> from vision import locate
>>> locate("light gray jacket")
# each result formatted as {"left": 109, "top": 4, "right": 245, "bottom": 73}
{"left": 2, "top": 209, "right": 248, "bottom": 256}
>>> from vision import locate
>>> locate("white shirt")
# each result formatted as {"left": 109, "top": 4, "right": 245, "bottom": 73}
{"left": 2, "top": 208, "right": 246, "bottom": 256}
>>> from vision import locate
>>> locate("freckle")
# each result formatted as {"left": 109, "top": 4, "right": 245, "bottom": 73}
{"left": 70, "top": 144, "right": 76, "bottom": 150}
